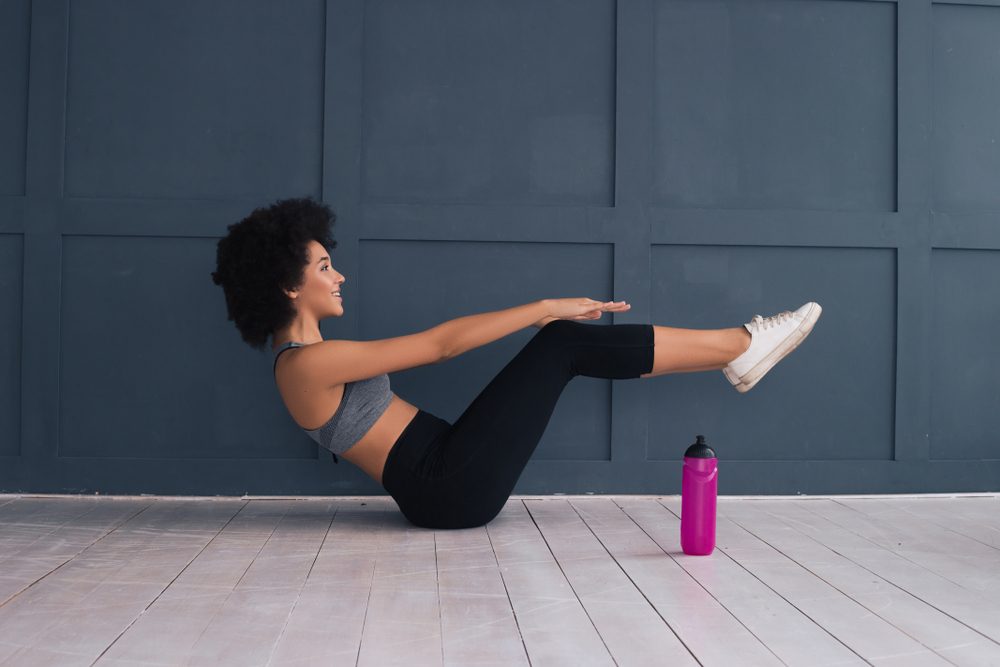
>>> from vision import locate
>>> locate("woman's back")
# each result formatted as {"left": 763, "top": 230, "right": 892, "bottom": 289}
{"left": 273, "top": 341, "right": 393, "bottom": 463}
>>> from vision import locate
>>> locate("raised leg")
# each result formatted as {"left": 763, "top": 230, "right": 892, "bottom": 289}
{"left": 639, "top": 325, "right": 751, "bottom": 378}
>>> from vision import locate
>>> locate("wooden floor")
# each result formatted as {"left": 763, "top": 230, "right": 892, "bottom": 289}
{"left": 0, "top": 495, "right": 998, "bottom": 667}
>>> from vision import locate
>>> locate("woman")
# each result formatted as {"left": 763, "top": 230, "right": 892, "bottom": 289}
{"left": 211, "top": 197, "right": 822, "bottom": 529}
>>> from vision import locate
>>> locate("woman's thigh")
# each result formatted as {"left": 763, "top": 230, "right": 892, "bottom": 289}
{"left": 430, "top": 320, "right": 652, "bottom": 496}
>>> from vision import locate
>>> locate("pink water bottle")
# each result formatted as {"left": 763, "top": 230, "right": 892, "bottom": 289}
{"left": 681, "top": 434, "right": 718, "bottom": 555}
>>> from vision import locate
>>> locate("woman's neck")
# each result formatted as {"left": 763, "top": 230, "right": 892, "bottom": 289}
{"left": 273, "top": 320, "right": 324, "bottom": 350}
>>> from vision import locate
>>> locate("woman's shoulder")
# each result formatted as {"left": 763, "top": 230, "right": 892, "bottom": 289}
{"left": 274, "top": 350, "right": 347, "bottom": 431}
{"left": 274, "top": 342, "right": 328, "bottom": 388}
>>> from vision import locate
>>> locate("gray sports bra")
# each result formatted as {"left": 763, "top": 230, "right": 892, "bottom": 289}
{"left": 272, "top": 341, "right": 393, "bottom": 463}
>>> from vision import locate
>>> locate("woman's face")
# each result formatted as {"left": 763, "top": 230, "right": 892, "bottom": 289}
{"left": 293, "top": 240, "right": 345, "bottom": 317}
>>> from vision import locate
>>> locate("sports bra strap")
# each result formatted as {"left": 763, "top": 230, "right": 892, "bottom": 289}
{"left": 272, "top": 341, "right": 305, "bottom": 373}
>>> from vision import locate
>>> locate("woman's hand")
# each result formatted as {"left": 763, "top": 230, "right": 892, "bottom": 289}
{"left": 543, "top": 297, "right": 631, "bottom": 322}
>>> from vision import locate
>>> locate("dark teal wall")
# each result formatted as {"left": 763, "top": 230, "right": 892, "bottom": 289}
{"left": 2, "top": 0, "right": 998, "bottom": 494}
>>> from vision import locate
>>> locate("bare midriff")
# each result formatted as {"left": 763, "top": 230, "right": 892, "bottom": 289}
{"left": 273, "top": 349, "right": 419, "bottom": 486}
{"left": 336, "top": 395, "right": 419, "bottom": 485}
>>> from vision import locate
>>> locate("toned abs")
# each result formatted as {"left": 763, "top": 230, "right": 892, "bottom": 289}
{"left": 274, "top": 349, "right": 420, "bottom": 485}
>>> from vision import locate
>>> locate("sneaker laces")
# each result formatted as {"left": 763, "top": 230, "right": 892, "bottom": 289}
{"left": 747, "top": 310, "right": 794, "bottom": 332}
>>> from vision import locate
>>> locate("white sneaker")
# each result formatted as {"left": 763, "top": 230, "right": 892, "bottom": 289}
{"left": 723, "top": 302, "right": 822, "bottom": 393}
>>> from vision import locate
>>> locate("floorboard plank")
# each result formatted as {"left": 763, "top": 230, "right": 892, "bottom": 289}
{"left": 355, "top": 502, "right": 443, "bottom": 667}
{"left": 175, "top": 500, "right": 336, "bottom": 666}
{"left": 739, "top": 499, "right": 1000, "bottom": 667}
{"left": 718, "top": 500, "right": 972, "bottom": 665}
{"left": 0, "top": 498, "right": 18, "bottom": 512}
{"left": 0, "top": 499, "right": 149, "bottom": 605}
{"left": 752, "top": 499, "right": 1000, "bottom": 647}
{"left": 486, "top": 499, "right": 616, "bottom": 666}
{"left": 434, "top": 516, "right": 530, "bottom": 666}
{"left": 802, "top": 499, "right": 1000, "bottom": 597}
{"left": 267, "top": 498, "right": 392, "bottom": 666}
{"left": 874, "top": 498, "right": 1000, "bottom": 551}
{"left": 524, "top": 498, "right": 699, "bottom": 666}
{"left": 2, "top": 499, "right": 243, "bottom": 666}
{"left": 91, "top": 499, "right": 283, "bottom": 665}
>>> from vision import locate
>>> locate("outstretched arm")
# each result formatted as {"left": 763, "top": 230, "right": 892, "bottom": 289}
{"left": 438, "top": 298, "right": 628, "bottom": 358}
{"left": 438, "top": 300, "right": 551, "bottom": 359}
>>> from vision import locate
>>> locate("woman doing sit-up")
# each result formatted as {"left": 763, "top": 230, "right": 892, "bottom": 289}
{"left": 211, "top": 197, "right": 821, "bottom": 529}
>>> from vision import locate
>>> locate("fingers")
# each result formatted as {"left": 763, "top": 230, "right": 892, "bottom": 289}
{"left": 586, "top": 301, "right": 631, "bottom": 317}
{"left": 581, "top": 298, "right": 631, "bottom": 317}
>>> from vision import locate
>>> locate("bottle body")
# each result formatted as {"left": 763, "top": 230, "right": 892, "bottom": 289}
{"left": 681, "top": 456, "right": 718, "bottom": 555}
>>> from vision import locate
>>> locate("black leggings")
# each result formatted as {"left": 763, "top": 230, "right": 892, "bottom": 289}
{"left": 381, "top": 319, "right": 655, "bottom": 529}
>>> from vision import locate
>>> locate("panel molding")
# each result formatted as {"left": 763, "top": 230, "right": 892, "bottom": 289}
{"left": 3, "top": 0, "right": 997, "bottom": 493}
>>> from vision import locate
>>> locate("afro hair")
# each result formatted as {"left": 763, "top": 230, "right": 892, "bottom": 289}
{"left": 211, "top": 197, "right": 338, "bottom": 352}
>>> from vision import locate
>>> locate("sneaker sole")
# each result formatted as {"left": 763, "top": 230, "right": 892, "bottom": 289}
{"left": 724, "top": 303, "right": 822, "bottom": 393}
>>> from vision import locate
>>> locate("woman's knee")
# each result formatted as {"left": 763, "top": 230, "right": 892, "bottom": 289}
{"left": 533, "top": 318, "right": 580, "bottom": 346}
{"left": 540, "top": 318, "right": 578, "bottom": 335}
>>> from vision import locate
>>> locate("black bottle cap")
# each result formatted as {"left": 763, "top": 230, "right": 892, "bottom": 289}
{"left": 684, "top": 434, "right": 716, "bottom": 458}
